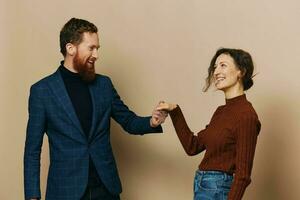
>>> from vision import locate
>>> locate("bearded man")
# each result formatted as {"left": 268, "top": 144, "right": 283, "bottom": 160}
{"left": 24, "top": 18, "right": 167, "bottom": 200}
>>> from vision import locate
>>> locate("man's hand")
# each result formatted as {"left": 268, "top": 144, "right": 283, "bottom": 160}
{"left": 150, "top": 101, "right": 169, "bottom": 127}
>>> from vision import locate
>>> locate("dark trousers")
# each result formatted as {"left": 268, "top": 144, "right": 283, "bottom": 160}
{"left": 80, "top": 185, "right": 120, "bottom": 200}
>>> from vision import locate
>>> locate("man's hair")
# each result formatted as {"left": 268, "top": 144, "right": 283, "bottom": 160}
{"left": 60, "top": 18, "right": 98, "bottom": 56}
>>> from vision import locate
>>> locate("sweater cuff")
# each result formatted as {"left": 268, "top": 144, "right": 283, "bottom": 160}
{"left": 169, "top": 105, "right": 181, "bottom": 121}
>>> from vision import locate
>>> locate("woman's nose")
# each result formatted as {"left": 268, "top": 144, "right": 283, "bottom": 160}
{"left": 213, "top": 65, "right": 220, "bottom": 75}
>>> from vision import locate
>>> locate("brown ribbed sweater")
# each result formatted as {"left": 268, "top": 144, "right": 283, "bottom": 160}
{"left": 169, "top": 94, "right": 261, "bottom": 200}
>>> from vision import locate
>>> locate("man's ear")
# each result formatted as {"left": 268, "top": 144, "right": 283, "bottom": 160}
{"left": 66, "top": 43, "right": 76, "bottom": 56}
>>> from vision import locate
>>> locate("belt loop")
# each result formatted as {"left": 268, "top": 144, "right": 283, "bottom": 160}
{"left": 224, "top": 172, "right": 228, "bottom": 181}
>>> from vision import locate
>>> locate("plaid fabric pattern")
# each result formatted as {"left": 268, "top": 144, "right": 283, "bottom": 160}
{"left": 24, "top": 69, "right": 162, "bottom": 200}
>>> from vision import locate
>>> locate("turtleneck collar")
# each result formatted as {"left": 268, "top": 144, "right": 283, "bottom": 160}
{"left": 59, "top": 61, "right": 81, "bottom": 79}
{"left": 225, "top": 94, "right": 247, "bottom": 105}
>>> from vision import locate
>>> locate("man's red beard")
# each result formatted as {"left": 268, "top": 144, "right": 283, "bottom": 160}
{"left": 73, "top": 53, "right": 96, "bottom": 83}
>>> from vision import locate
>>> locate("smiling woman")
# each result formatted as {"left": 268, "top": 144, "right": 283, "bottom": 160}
{"left": 204, "top": 48, "right": 255, "bottom": 98}
{"left": 157, "top": 48, "right": 261, "bottom": 200}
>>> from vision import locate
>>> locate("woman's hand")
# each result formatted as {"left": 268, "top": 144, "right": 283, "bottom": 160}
{"left": 156, "top": 102, "right": 178, "bottom": 112}
{"left": 150, "top": 101, "right": 169, "bottom": 127}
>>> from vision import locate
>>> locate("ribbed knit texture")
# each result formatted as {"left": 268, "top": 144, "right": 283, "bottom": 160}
{"left": 169, "top": 94, "right": 261, "bottom": 200}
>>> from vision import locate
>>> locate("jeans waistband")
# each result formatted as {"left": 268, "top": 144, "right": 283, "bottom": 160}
{"left": 196, "top": 170, "right": 233, "bottom": 179}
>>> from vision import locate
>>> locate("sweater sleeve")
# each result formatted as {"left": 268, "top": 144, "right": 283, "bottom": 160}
{"left": 228, "top": 114, "right": 261, "bottom": 200}
{"left": 169, "top": 106, "right": 206, "bottom": 156}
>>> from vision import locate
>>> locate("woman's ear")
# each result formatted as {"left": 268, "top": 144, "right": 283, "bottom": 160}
{"left": 239, "top": 68, "right": 246, "bottom": 78}
{"left": 66, "top": 43, "right": 76, "bottom": 56}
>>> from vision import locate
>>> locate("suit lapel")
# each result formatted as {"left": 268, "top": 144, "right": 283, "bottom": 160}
{"left": 88, "top": 80, "right": 102, "bottom": 141}
{"left": 47, "top": 70, "right": 85, "bottom": 138}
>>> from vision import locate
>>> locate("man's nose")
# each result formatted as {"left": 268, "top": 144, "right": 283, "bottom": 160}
{"left": 92, "top": 49, "right": 98, "bottom": 59}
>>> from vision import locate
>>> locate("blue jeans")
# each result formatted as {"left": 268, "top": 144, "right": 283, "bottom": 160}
{"left": 194, "top": 170, "right": 233, "bottom": 200}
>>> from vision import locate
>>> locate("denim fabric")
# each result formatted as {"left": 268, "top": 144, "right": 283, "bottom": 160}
{"left": 194, "top": 170, "right": 233, "bottom": 200}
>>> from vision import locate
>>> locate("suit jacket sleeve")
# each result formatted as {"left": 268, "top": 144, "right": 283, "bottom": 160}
{"left": 24, "top": 85, "right": 46, "bottom": 200}
{"left": 109, "top": 78, "right": 162, "bottom": 135}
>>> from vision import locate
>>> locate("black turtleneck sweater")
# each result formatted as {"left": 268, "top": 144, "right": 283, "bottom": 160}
{"left": 59, "top": 65, "right": 92, "bottom": 136}
{"left": 59, "top": 65, "right": 101, "bottom": 187}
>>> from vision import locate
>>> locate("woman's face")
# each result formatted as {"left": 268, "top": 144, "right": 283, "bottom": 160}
{"left": 213, "top": 53, "right": 242, "bottom": 92}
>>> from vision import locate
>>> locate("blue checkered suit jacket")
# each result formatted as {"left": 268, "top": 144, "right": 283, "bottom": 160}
{"left": 24, "top": 68, "right": 162, "bottom": 200}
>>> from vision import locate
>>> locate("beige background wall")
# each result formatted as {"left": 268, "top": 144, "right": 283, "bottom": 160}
{"left": 1, "top": 0, "right": 300, "bottom": 199}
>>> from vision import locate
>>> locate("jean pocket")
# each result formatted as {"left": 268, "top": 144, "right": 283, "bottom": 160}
{"left": 217, "top": 178, "right": 233, "bottom": 190}
{"left": 199, "top": 177, "right": 219, "bottom": 190}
